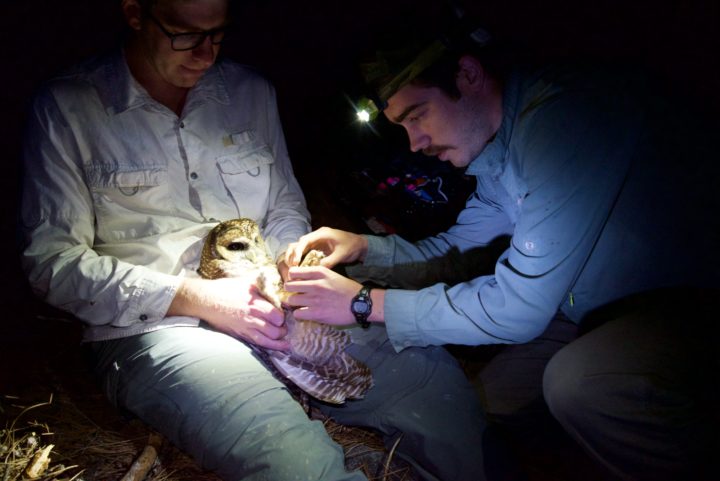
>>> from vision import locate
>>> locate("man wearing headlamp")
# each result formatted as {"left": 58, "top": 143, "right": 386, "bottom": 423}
{"left": 284, "top": 16, "right": 719, "bottom": 481}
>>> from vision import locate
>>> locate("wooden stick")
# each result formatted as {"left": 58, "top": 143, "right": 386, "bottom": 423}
{"left": 25, "top": 444, "right": 54, "bottom": 478}
{"left": 120, "top": 433, "right": 163, "bottom": 481}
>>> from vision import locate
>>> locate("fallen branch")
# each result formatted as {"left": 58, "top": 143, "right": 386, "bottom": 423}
{"left": 24, "top": 444, "right": 54, "bottom": 479}
{"left": 120, "top": 432, "right": 164, "bottom": 481}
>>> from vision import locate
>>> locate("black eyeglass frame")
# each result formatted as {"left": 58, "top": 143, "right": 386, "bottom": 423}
{"left": 145, "top": 11, "right": 227, "bottom": 51}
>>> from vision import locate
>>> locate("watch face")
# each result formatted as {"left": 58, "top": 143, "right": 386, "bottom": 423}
{"left": 352, "top": 300, "right": 369, "bottom": 314}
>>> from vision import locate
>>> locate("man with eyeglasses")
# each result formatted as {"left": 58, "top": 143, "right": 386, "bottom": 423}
{"left": 19, "top": 1, "right": 493, "bottom": 480}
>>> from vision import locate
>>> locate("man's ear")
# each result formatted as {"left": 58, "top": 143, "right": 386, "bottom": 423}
{"left": 456, "top": 55, "right": 485, "bottom": 94}
{"left": 121, "top": 0, "right": 143, "bottom": 31}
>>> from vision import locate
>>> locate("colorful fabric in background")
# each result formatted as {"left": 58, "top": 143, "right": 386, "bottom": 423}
{"left": 342, "top": 152, "right": 476, "bottom": 239}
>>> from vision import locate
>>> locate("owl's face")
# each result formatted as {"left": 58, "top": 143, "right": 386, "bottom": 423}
{"left": 210, "top": 218, "right": 268, "bottom": 263}
{"left": 199, "top": 218, "right": 272, "bottom": 278}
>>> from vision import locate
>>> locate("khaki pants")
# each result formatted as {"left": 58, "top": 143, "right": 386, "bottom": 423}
{"left": 479, "top": 289, "right": 719, "bottom": 480}
{"left": 89, "top": 324, "right": 493, "bottom": 481}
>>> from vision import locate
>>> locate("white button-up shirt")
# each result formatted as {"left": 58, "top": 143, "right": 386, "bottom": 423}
{"left": 20, "top": 50, "right": 311, "bottom": 341}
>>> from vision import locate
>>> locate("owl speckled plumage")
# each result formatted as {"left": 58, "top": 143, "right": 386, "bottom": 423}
{"left": 198, "top": 218, "right": 373, "bottom": 404}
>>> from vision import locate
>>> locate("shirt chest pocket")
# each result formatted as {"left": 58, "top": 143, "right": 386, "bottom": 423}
{"left": 216, "top": 141, "right": 274, "bottom": 177}
{"left": 86, "top": 167, "right": 171, "bottom": 241}
{"left": 214, "top": 141, "right": 274, "bottom": 219}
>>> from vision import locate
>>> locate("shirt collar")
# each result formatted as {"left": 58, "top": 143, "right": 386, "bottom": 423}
{"left": 184, "top": 59, "right": 231, "bottom": 110}
{"left": 97, "top": 49, "right": 231, "bottom": 115}
{"left": 465, "top": 70, "right": 521, "bottom": 177}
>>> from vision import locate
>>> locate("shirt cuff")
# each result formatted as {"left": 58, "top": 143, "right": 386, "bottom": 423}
{"left": 362, "top": 235, "right": 395, "bottom": 266}
{"left": 383, "top": 288, "right": 427, "bottom": 352}
{"left": 126, "top": 271, "right": 182, "bottom": 325}
{"left": 346, "top": 235, "right": 396, "bottom": 282}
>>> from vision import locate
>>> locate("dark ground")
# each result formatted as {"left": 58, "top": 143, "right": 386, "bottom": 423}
{"left": 2, "top": 1, "right": 718, "bottom": 480}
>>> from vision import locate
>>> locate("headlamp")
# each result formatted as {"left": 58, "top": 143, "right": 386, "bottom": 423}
{"left": 355, "top": 97, "right": 381, "bottom": 123}
{"left": 355, "top": 40, "right": 448, "bottom": 125}
{"left": 353, "top": 16, "right": 491, "bottom": 125}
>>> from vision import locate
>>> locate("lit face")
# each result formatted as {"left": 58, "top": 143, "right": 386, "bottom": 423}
{"left": 129, "top": 0, "right": 228, "bottom": 89}
{"left": 384, "top": 72, "right": 499, "bottom": 168}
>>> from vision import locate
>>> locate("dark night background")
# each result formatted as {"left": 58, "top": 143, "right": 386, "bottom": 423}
{"left": 0, "top": 1, "right": 718, "bottom": 478}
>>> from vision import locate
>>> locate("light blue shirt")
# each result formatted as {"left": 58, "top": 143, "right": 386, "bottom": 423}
{"left": 20, "top": 50, "right": 310, "bottom": 341}
{"left": 349, "top": 64, "right": 719, "bottom": 351}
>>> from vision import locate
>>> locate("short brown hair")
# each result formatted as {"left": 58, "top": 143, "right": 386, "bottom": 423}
{"left": 360, "top": 15, "right": 508, "bottom": 105}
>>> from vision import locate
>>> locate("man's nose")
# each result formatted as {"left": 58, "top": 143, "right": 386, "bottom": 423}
{"left": 407, "top": 127, "right": 430, "bottom": 152}
{"left": 192, "top": 36, "right": 215, "bottom": 65}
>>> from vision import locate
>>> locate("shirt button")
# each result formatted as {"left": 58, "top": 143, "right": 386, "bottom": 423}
{"left": 190, "top": 172, "right": 198, "bottom": 180}
{"left": 179, "top": 121, "right": 185, "bottom": 128}
{"left": 139, "top": 314, "right": 148, "bottom": 321}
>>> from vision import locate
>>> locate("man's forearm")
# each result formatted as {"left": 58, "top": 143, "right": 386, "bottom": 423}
{"left": 167, "top": 277, "right": 206, "bottom": 318}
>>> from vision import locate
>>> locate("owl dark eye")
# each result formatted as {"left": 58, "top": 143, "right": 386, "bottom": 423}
{"left": 226, "top": 242, "right": 248, "bottom": 251}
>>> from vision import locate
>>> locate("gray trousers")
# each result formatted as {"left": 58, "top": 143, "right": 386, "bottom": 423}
{"left": 89, "top": 324, "right": 490, "bottom": 481}
{"left": 479, "top": 289, "right": 718, "bottom": 480}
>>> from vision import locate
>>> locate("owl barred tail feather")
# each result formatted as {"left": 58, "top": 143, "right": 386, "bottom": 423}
{"left": 270, "top": 349, "right": 374, "bottom": 404}
{"left": 198, "top": 218, "right": 374, "bottom": 404}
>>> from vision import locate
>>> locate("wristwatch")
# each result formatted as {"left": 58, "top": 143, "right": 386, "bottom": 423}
{"left": 350, "top": 286, "right": 373, "bottom": 329}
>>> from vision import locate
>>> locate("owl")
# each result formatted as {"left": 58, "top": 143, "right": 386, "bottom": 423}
{"left": 197, "top": 218, "right": 374, "bottom": 404}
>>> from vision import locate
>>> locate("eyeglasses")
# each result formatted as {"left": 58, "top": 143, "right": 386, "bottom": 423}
{"left": 146, "top": 12, "right": 227, "bottom": 51}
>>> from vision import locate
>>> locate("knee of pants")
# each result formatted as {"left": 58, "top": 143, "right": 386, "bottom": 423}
{"left": 194, "top": 387, "right": 357, "bottom": 481}
{"left": 542, "top": 343, "right": 591, "bottom": 425}
{"left": 542, "top": 340, "right": 667, "bottom": 428}
{"left": 135, "top": 374, "right": 360, "bottom": 481}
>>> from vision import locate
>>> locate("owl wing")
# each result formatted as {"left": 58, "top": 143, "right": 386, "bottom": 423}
{"left": 269, "top": 348, "right": 373, "bottom": 404}
{"left": 269, "top": 249, "right": 373, "bottom": 404}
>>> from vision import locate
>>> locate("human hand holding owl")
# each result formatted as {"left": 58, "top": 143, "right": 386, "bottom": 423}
{"left": 168, "top": 275, "right": 291, "bottom": 351}
{"left": 194, "top": 218, "right": 374, "bottom": 404}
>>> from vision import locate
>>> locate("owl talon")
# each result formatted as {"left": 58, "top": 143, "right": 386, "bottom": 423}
{"left": 300, "top": 249, "right": 325, "bottom": 267}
